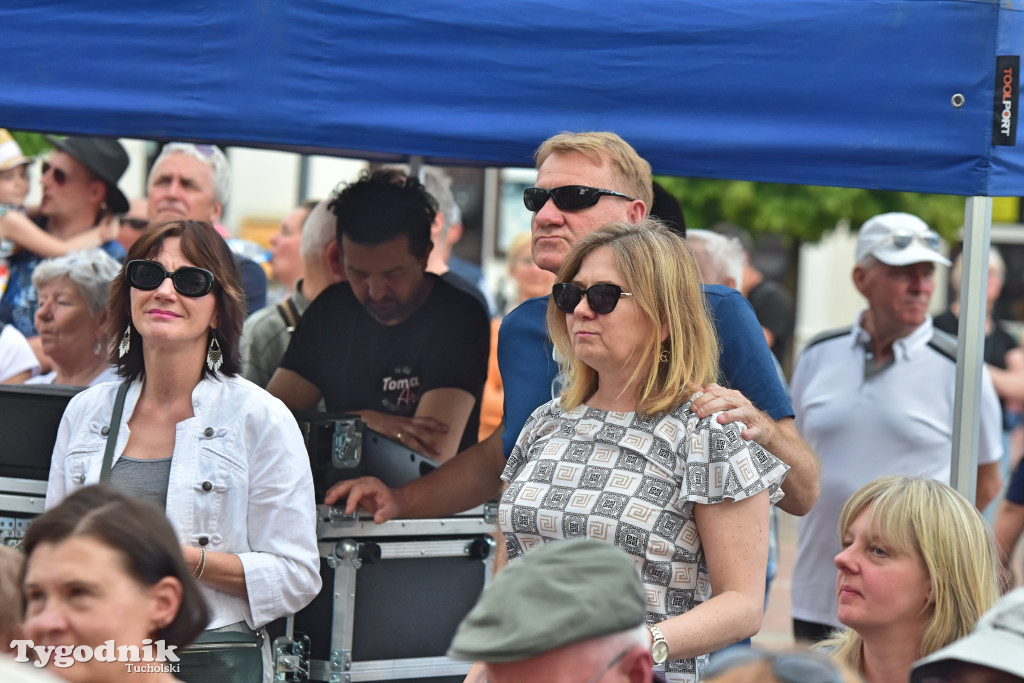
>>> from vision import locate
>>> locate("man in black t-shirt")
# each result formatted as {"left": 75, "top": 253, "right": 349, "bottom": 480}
{"left": 268, "top": 170, "right": 490, "bottom": 462}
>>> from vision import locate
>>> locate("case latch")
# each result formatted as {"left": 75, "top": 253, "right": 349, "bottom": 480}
{"left": 273, "top": 633, "right": 310, "bottom": 682}
{"left": 331, "top": 418, "right": 363, "bottom": 469}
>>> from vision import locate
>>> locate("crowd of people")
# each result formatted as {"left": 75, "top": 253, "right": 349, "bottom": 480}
{"left": 1, "top": 127, "right": 1022, "bottom": 683}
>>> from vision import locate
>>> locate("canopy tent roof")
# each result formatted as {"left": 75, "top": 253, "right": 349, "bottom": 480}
{"left": 1, "top": 0, "right": 1021, "bottom": 196}
{"left": 1, "top": 0, "right": 1021, "bottom": 500}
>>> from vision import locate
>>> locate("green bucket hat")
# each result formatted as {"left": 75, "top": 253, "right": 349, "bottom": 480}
{"left": 447, "top": 539, "right": 646, "bottom": 663}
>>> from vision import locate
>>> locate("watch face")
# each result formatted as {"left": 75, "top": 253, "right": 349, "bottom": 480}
{"left": 652, "top": 640, "right": 669, "bottom": 664}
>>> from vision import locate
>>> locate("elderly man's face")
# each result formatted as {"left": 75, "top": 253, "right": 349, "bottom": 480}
{"left": 39, "top": 151, "right": 104, "bottom": 222}
{"left": 854, "top": 260, "right": 935, "bottom": 338}
{"left": 530, "top": 151, "right": 645, "bottom": 275}
{"left": 147, "top": 152, "right": 221, "bottom": 224}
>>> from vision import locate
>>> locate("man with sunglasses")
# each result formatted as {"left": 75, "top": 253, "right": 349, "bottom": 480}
{"left": 329, "top": 131, "right": 819, "bottom": 531}
{"left": 0, "top": 136, "right": 127, "bottom": 357}
{"left": 789, "top": 211, "right": 1003, "bottom": 643}
{"left": 145, "top": 142, "right": 267, "bottom": 316}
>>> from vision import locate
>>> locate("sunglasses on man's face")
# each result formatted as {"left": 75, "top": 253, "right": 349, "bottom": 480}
{"left": 122, "top": 218, "right": 149, "bottom": 231}
{"left": 552, "top": 282, "right": 632, "bottom": 315}
{"left": 125, "top": 259, "right": 215, "bottom": 297}
{"left": 41, "top": 162, "right": 68, "bottom": 186}
{"left": 523, "top": 185, "right": 635, "bottom": 212}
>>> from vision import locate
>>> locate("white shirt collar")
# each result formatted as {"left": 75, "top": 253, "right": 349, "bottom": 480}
{"left": 851, "top": 309, "right": 934, "bottom": 362}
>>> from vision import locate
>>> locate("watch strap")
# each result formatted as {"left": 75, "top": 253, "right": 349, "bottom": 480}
{"left": 646, "top": 624, "right": 669, "bottom": 664}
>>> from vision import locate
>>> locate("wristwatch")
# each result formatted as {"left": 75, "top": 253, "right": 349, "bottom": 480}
{"left": 647, "top": 624, "right": 669, "bottom": 665}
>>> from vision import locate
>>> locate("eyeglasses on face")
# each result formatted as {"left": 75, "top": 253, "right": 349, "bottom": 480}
{"left": 41, "top": 161, "right": 68, "bottom": 186}
{"left": 523, "top": 185, "right": 635, "bottom": 212}
{"left": 125, "top": 259, "right": 215, "bottom": 297}
{"left": 122, "top": 218, "right": 149, "bottom": 231}
{"left": 866, "top": 229, "right": 943, "bottom": 257}
{"left": 552, "top": 282, "right": 632, "bottom": 314}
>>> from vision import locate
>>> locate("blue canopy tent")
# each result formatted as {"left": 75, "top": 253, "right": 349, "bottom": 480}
{"left": 2, "top": 0, "right": 1022, "bottom": 497}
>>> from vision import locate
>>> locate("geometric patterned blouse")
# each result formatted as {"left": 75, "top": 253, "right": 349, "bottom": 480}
{"left": 500, "top": 398, "right": 789, "bottom": 682}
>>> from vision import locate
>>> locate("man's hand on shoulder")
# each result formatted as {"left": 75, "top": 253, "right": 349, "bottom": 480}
{"left": 691, "top": 383, "right": 773, "bottom": 442}
{"left": 692, "top": 383, "right": 820, "bottom": 516}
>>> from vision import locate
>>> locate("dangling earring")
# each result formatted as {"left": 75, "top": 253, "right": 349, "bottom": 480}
{"left": 118, "top": 324, "right": 132, "bottom": 358}
{"left": 660, "top": 347, "right": 669, "bottom": 364}
{"left": 93, "top": 340, "right": 103, "bottom": 357}
{"left": 207, "top": 333, "right": 223, "bottom": 372}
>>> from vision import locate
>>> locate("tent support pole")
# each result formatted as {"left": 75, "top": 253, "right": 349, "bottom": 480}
{"left": 409, "top": 155, "right": 423, "bottom": 179}
{"left": 951, "top": 195, "right": 992, "bottom": 505}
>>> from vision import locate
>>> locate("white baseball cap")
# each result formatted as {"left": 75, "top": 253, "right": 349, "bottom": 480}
{"left": 855, "top": 212, "right": 951, "bottom": 267}
{"left": 910, "top": 587, "right": 1024, "bottom": 681}
{"left": 0, "top": 129, "right": 31, "bottom": 172}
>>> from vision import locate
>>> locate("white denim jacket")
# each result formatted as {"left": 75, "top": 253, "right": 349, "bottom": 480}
{"left": 46, "top": 375, "right": 322, "bottom": 629}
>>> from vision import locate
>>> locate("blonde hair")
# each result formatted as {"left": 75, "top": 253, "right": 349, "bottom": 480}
{"left": 824, "top": 475, "right": 1000, "bottom": 672}
{"left": 546, "top": 219, "right": 718, "bottom": 415}
{"left": 507, "top": 231, "right": 533, "bottom": 265}
{"left": 534, "top": 132, "right": 654, "bottom": 210}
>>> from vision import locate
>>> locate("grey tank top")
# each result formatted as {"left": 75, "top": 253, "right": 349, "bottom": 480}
{"left": 109, "top": 456, "right": 172, "bottom": 510}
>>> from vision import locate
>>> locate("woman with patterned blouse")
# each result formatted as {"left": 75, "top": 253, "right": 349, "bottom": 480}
{"left": 499, "top": 219, "right": 789, "bottom": 683}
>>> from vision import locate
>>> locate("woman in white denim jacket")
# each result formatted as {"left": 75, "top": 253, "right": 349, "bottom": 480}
{"left": 45, "top": 219, "right": 321, "bottom": 680}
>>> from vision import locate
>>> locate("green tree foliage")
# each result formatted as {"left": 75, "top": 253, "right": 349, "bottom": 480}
{"left": 655, "top": 176, "right": 966, "bottom": 243}
{"left": 9, "top": 131, "right": 52, "bottom": 158}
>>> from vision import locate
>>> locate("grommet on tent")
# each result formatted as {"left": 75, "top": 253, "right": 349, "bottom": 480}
{"left": 951, "top": 93, "right": 965, "bottom": 108}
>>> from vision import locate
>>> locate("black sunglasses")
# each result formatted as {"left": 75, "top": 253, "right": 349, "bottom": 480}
{"left": 523, "top": 185, "right": 635, "bottom": 212}
{"left": 122, "top": 218, "right": 149, "bottom": 231}
{"left": 41, "top": 161, "right": 68, "bottom": 185}
{"left": 125, "top": 259, "right": 215, "bottom": 297}
{"left": 552, "top": 282, "right": 632, "bottom": 314}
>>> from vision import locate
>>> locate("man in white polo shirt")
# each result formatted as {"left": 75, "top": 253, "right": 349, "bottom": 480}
{"left": 789, "top": 212, "right": 1003, "bottom": 642}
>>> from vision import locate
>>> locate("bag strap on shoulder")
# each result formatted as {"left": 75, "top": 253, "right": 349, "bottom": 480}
{"left": 99, "top": 380, "right": 131, "bottom": 482}
{"left": 276, "top": 297, "right": 300, "bottom": 331}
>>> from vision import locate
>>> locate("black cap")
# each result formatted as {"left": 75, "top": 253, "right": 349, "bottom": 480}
{"left": 45, "top": 135, "right": 130, "bottom": 213}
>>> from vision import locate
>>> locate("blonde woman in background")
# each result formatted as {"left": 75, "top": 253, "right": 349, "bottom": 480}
{"left": 824, "top": 475, "right": 1000, "bottom": 683}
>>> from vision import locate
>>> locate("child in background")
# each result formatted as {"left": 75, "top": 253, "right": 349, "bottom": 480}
{"left": 0, "top": 130, "right": 118, "bottom": 296}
